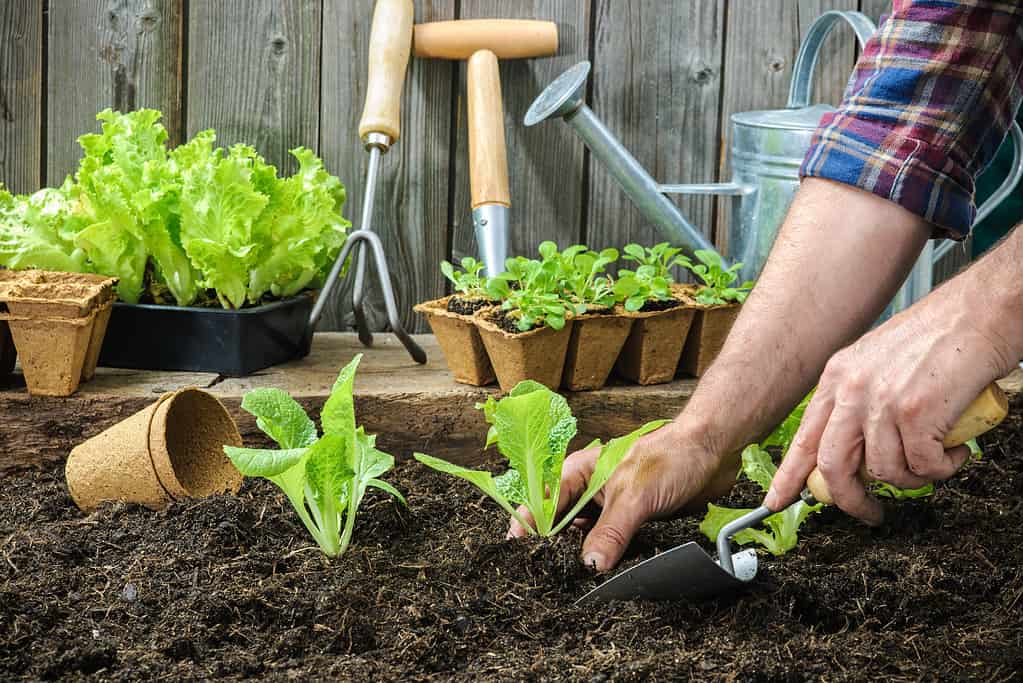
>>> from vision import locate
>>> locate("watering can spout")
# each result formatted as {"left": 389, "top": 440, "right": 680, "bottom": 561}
{"left": 525, "top": 61, "right": 720, "bottom": 260}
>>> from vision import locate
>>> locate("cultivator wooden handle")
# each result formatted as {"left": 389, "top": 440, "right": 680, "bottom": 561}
{"left": 806, "top": 382, "right": 1009, "bottom": 505}
{"left": 358, "top": 0, "right": 414, "bottom": 142}
{"left": 413, "top": 19, "right": 557, "bottom": 60}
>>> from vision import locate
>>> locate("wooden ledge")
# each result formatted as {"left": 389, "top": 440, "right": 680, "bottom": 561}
{"left": 0, "top": 333, "right": 699, "bottom": 474}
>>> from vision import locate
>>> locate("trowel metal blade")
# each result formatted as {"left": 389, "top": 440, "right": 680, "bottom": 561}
{"left": 574, "top": 542, "right": 759, "bottom": 606}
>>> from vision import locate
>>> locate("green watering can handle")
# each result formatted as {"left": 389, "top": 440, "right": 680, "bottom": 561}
{"left": 787, "top": 11, "right": 877, "bottom": 109}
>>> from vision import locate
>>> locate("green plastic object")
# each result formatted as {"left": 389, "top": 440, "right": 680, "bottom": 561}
{"left": 973, "top": 112, "right": 1023, "bottom": 256}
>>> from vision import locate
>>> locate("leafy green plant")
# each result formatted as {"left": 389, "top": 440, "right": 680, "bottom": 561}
{"left": 699, "top": 393, "right": 822, "bottom": 556}
{"left": 223, "top": 355, "right": 404, "bottom": 557}
{"left": 686, "top": 249, "right": 754, "bottom": 305}
{"left": 414, "top": 380, "right": 667, "bottom": 536}
{"left": 556, "top": 245, "right": 618, "bottom": 313}
{"left": 486, "top": 244, "right": 573, "bottom": 331}
{"left": 440, "top": 256, "right": 489, "bottom": 299}
{"left": 613, "top": 265, "right": 674, "bottom": 312}
{"left": 621, "top": 242, "right": 690, "bottom": 278}
{"left": 0, "top": 108, "right": 350, "bottom": 308}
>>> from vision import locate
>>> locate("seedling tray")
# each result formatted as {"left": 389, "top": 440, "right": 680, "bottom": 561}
{"left": 98, "top": 293, "right": 314, "bottom": 376}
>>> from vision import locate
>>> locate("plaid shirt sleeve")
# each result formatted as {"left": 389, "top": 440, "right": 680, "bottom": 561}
{"left": 800, "top": 1, "right": 1023, "bottom": 238}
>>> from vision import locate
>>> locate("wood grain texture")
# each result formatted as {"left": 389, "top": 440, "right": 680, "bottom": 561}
{"left": 0, "top": 333, "right": 699, "bottom": 473}
{"left": 186, "top": 0, "right": 320, "bottom": 176}
{"left": 715, "top": 0, "right": 859, "bottom": 251}
{"left": 858, "top": 0, "right": 893, "bottom": 25}
{"left": 317, "top": 0, "right": 455, "bottom": 333}
{"left": 46, "top": 0, "right": 183, "bottom": 185}
{"left": 587, "top": 0, "right": 724, "bottom": 262}
{"left": 0, "top": 0, "right": 42, "bottom": 194}
{"left": 451, "top": 0, "right": 591, "bottom": 265}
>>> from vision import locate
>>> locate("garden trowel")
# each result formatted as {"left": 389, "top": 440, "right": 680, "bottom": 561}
{"left": 577, "top": 382, "right": 1009, "bottom": 606}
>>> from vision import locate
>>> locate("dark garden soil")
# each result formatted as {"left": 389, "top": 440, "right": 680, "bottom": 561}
{"left": 638, "top": 297, "right": 684, "bottom": 313}
{"left": 490, "top": 309, "right": 529, "bottom": 335}
{"left": 445, "top": 296, "right": 496, "bottom": 317}
{"left": 3, "top": 401, "right": 1023, "bottom": 681}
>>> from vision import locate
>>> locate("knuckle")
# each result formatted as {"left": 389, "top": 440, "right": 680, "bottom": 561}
{"left": 895, "top": 395, "right": 926, "bottom": 423}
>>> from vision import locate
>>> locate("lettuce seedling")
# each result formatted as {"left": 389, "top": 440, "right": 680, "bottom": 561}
{"left": 486, "top": 248, "right": 572, "bottom": 331}
{"left": 686, "top": 249, "right": 754, "bottom": 305}
{"left": 621, "top": 242, "right": 690, "bottom": 278}
{"left": 414, "top": 381, "right": 667, "bottom": 536}
{"left": 613, "top": 265, "right": 674, "bottom": 312}
{"left": 441, "top": 256, "right": 489, "bottom": 299}
{"left": 223, "top": 355, "right": 404, "bottom": 557}
{"left": 556, "top": 245, "right": 618, "bottom": 313}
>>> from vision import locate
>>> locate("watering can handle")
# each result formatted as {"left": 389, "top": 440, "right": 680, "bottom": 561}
{"left": 787, "top": 11, "right": 877, "bottom": 109}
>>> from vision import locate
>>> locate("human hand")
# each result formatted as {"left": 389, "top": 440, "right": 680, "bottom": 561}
{"left": 507, "top": 422, "right": 739, "bottom": 572}
{"left": 765, "top": 292, "right": 1013, "bottom": 523}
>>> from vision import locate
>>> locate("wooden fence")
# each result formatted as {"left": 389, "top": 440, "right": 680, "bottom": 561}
{"left": 3, "top": 0, "right": 930, "bottom": 333}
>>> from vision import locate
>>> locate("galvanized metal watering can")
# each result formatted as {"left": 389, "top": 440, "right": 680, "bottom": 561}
{"left": 526, "top": 11, "right": 1023, "bottom": 308}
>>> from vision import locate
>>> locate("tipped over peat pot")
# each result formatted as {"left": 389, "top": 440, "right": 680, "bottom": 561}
{"left": 414, "top": 295, "right": 496, "bottom": 386}
{"left": 678, "top": 302, "right": 741, "bottom": 377}
{"left": 561, "top": 308, "right": 633, "bottom": 391}
{"left": 65, "top": 388, "right": 243, "bottom": 512}
{"left": 615, "top": 291, "right": 696, "bottom": 386}
{"left": 474, "top": 306, "right": 573, "bottom": 392}
{"left": 98, "top": 293, "right": 315, "bottom": 376}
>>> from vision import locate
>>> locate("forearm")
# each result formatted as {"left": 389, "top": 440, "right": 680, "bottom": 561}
{"left": 676, "top": 178, "right": 929, "bottom": 457}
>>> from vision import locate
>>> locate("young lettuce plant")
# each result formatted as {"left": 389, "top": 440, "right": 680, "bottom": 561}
{"left": 621, "top": 242, "right": 691, "bottom": 278}
{"left": 686, "top": 249, "right": 754, "bottom": 305}
{"left": 223, "top": 355, "right": 404, "bottom": 557}
{"left": 486, "top": 247, "right": 572, "bottom": 331}
{"left": 558, "top": 246, "right": 618, "bottom": 313}
{"left": 440, "top": 256, "right": 489, "bottom": 299}
{"left": 613, "top": 265, "right": 674, "bottom": 312}
{"left": 414, "top": 381, "right": 667, "bottom": 536}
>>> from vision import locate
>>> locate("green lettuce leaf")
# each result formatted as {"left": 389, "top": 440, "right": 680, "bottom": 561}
{"left": 0, "top": 182, "right": 90, "bottom": 273}
{"left": 240, "top": 387, "right": 317, "bottom": 449}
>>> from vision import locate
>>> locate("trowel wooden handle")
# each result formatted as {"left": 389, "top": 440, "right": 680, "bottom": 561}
{"left": 806, "top": 382, "right": 1009, "bottom": 505}
{"left": 358, "top": 0, "right": 414, "bottom": 142}
{"left": 467, "top": 50, "right": 510, "bottom": 209}
{"left": 413, "top": 20, "right": 558, "bottom": 60}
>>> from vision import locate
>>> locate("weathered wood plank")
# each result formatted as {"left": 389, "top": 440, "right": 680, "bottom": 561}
{"left": 0, "top": 0, "right": 43, "bottom": 194}
{"left": 587, "top": 0, "right": 724, "bottom": 266}
{"left": 46, "top": 0, "right": 183, "bottom": 185}
{"left": 716, "top": 0, "right": 858, "bottom": 251}
{"left": 316, "top": 0, "right": 455, "bottom": 333}
{"left": 858, "top": 0, "right": 893, "bottom": 25}
{"left": 0, "top": 333, "right": 698, "bottom": 474}
{"left": 186, "top": 0, "right": 320, "bottom": 176}
{"left": 450, "top": 1, "right": 591, "bottom": 264}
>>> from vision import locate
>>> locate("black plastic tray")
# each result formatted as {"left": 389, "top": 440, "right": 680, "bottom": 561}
{"left": 98, "top": 293, "right": 315, "bottom": 376}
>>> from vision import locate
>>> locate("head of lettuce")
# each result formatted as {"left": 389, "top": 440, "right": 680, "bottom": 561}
{"left": 0, "top": 109, "right": 350, "bottom": 309}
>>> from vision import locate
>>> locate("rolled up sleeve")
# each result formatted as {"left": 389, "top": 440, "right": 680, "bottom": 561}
{"left": 800, "top": 0, "right": 1023, "bottom": 238}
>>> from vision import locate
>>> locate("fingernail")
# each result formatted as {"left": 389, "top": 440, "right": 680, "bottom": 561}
{"left": 583, "top": 552, "right": 605, "bottom": 571}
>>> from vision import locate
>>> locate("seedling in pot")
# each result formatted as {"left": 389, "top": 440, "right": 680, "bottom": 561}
{"left": 686, "top": 249, "right": 754, "bottom": 305}
{"left": 556, "top": 245, "right": 618, "bottom": 313}
{"left": 415, "top": 380, "right": 666, "bottom": 536}
{"left": 223, "top": 355, "right": 404, "bottom": 558}
{"left": 441, "top": 256, "right": 495, "bottom": 316}
{"left": 486, "top": 246, "right": 572, "bottom": 332}
{"left": 614, "top": 242, "right": 691, "bottom": 312}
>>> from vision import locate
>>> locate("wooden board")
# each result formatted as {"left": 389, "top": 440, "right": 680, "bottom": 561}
{"left": 587, "top": 0, "right": 724, "bottom": 274}
{"left": 450, "top": 0, "right": 591, "bottom": 264}
{"left": 0, "top": 333, "right": 698, "bottom": 475}
{"left": 715, "top": 0, "right": 859, "bottom": 251}
{"left": 46, "top": 0, "right": 184, "bottom": 185}
{"left": 316, "top": 0, "right": 455, "bottom": 334}
{"left": 0, "top": 0, "right": 43, "bottom": 194}
{"left": 186, "top": 0, "right": 320, "bottom": 176}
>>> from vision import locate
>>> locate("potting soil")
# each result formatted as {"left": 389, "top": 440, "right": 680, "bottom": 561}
{"left": 2, "top": 400, "right": 1022, "bottom": 680}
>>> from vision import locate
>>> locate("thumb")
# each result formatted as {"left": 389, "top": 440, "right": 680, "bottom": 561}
{"left": 581, "top": 496, "right": 644, "bottom": 573}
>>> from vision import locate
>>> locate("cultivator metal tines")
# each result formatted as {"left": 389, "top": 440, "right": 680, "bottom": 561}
{"left": 307, "top": 0, "right": 425, "bottom": 365}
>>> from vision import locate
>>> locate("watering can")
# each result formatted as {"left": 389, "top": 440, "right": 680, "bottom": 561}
{"left": 525, "top": 11, "right": 1023, "bottom": 311}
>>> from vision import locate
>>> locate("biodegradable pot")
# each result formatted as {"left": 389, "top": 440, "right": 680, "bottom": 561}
{"left": 615, "top": 302, "right": 695, "bottom": 386}
{"left": 82, "top": 301, "right": 114, "bottom": 381}
{"left": 65, "top": 388, "right": 244, "bottom": 512}
{"left": 474, "top": 307, "right": 573, "bottom": 392}
{"left": 678, "top": 303, "right": 741, "bottom": 378}
{"left": 561, "top": 310, "right": 633, "bottom": 391}
{"left": 414, "top": 295, "right": 495, "bottom": 386}
{"left": 3, "top": 310, "right": 97, "bottom": 396}
{"left": 0, "top": 270, "right": 117, "bottom": 318}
